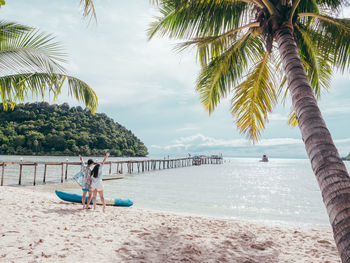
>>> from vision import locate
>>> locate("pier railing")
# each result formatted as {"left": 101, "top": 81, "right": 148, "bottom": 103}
{"left": 0, "top": 156, "right": 223, "bottom": 186}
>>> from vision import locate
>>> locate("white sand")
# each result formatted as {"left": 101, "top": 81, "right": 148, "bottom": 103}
{"left": 0, "top": 186, "right": 340, "bottom": 263}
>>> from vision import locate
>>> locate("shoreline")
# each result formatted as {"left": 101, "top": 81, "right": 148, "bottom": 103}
{"left": 15, "top": 183, "right": 331, "bottom": 228}
{"left": 1, "top": 186, "right": 340, "bottom": 262}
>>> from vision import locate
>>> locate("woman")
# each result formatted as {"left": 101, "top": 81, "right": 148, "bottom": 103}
{"left": 87, "top": 152, "right": 110, "bottom": 212}
{"left": 73, "top": 155, "right": 94, "bottom": 209}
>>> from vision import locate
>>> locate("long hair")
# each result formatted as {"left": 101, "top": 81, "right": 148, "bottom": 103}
{"left": 91, "top": 164, "right": 100, "bottom": 178}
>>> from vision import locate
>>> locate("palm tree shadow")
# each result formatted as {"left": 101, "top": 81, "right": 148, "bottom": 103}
{"left": 44, "top": 207, "right": 83, "bottom": 215}
{"left": 45, "top": 202, "right": 83, "bottom": 215}
{"left": 118, "top": 225, "right": 203, "bottom": 262}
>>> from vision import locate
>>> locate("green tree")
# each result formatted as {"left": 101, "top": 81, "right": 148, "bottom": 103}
{"left": 150, "top": 0, "right": 350, "bottom": 260}
{"left": 13, "top": 135, "right": 25, "bottom": 147}
{"left": 122, "top": 148, "right": 135, "bottom": 157}
{"left": 66, "top": 139, "right": 77, "bottom": 151}
{"left": 80, "top": 145, "right": 91, "bottom": 156}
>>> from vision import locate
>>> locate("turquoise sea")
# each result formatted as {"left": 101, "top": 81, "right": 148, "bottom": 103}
{"left": 2, "top": 155, "right": 350, "bottom": 225}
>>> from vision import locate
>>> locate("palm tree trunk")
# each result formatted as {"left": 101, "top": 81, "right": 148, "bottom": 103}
{"left": 276, "top": 27, "right": 350, "bottom": 262}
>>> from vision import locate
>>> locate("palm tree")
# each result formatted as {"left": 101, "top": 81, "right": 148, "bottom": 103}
{"left": 149, "top": 0, "right": 350, "bottom": 261}
{"left": 0, "top": 21, "right": 97, "bottom": 112}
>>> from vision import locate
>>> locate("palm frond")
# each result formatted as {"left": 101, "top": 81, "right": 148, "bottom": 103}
{"left": 295, "top": 23, "right": 332, "bottom": 98}
{"left": 231, "top": 52, "right": 278, "bottom": 142}
{"left": 0, "top": 28, "right": 66, "bottom": 75}
{"left": 80, "top": 0, "right": 97, "bottom": 21}
{"left": 176, "top": 22, "right": 261, "bottom": 66}
{"left": 315, "top": 0, "right": 346, "bottom": 10}
{"left": 148, "top": 0, "right": 254, "bottom": 40}
{"left": 298, "top": 13, "right": 350, "bottom": 72}
{"left": 0, "top": 21, "right": 31, "bottom": 41}
{"left": 287, "top": 110, "right": 298, "bottom": 127}
{"left": 0, "top": 73, "right": 98, "bottom": 113}
{"left": 296, "top": 0, "right": 319, "bottom": 16}
{"left": 67, "top": 76, "right": 98, "bottom": 113}
{"left": 196, "top": 33, "right": 265, "bottom": 114}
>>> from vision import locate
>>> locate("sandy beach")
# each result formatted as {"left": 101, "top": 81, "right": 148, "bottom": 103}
{"left": 0, "top": 186, "right": 340, "bottom": 263}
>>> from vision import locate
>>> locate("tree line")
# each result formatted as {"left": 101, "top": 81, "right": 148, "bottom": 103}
{"left": 0, "top": 102, "right": 148, "bottom": 157}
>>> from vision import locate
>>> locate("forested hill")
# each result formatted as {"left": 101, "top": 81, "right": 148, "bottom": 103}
{"left": 0, "top": 102, "right": 148, "bottom": 157}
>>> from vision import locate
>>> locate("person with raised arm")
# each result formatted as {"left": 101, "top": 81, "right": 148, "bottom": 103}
{"left": 87, "top": 152, "right": 110, "bottom": 212}
{"left": 73, "top": 155, "right": 94, "bottom": 209}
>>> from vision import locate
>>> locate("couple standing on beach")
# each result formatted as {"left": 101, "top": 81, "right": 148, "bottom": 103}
{"left": 77, "top": 152, "right": 110, "bottom": 212}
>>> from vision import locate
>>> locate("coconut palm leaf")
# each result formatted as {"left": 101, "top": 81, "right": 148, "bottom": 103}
{"left": 196, "top": 32, "right": 263, "bottom": 114}
{"left": 80, "top": 0, "right": 96, "bottom": 20}
{"left": 296, "top": 23, "right": 332, "bottom": 98}
{"left": 67, "top": 76, "right": 98, "bottom": 113}
{"left": 0, "top": 73, "right": 97, "bottom": 112}
{"left": 315, "top": 0, "right": 346, "bottom": 10}
{"left": 0, "top": 21, "right": 31, "bottom": 41}
{"left": 0, "top": 21, "right": 98, "bottom": 112}
{"left": 298, "top": 14, "right": 350, "bottom": 72}
{"left": 287, "top": 110, "right": 298, "bottom": 127}
{"left": 148, "top": 0, "right": 252, "bottom": 40}
{"left": 176, "top": 22, "right": 261, "bottom": 66}
{"left": 295, "top": 0, "right": 319, "bottom": 15}
{"left": 0, "top": 29, "right": 65, "bottom": 75}
{"left": 231, "top": 52, "right": 278, "bottom": 142}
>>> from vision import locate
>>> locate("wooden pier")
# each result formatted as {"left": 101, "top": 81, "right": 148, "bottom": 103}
{"left": 0, "top": 156, "right": 223, "bottom": 186}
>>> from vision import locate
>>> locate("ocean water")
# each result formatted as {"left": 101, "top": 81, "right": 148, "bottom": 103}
{"left": 2, "top": 155, "right": 350, "bottom": 225}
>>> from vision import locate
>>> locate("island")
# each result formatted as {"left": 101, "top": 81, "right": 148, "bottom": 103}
{"left": 0, "top": 102, "right": 148, "bottom": 157}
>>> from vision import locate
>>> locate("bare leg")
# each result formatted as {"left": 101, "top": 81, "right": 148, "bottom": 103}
{"left": 98, "top": 191, "right": 106, "bottom": 212}
{"left": 86, "top": 191, "right": 92, "bottom": 209}
{"left": 92, "top": 189, "right": 97, "bottom": 210}
{"left": 82, "top": 191, "right": 87, "bottom": 209}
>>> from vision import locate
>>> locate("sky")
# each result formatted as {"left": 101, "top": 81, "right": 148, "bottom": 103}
{"left": 2, "top": 0, "right": 350, "bottom": 158}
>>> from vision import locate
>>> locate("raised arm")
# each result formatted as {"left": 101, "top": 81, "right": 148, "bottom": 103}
{"left": 101, "top": 152, "right": 110, "bottom": 165}
{"left": 79, "top": 155, "right": 84, "bottom": 163}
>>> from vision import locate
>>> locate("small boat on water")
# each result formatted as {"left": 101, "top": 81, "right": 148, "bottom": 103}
{"left": 55, "top": 190, "right": 133, "bottom": 207}
{"left": 260, "top": 154, "right": 269, "bottom": 162}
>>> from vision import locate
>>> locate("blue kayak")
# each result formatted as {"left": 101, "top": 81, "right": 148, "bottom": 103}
{"left": 55, "top": 190, "right": 133, "bottom": 207}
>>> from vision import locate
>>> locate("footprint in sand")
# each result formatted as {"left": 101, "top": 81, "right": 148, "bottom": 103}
{"left": 317, "top": 240, "right": 331, "bottom": 245}
{"left": 138, "top": 232, "right": 151, "bottom": 238}
{"left": 250, "top": 244, "right": 266, "bottom": 251}
{"left": 130, "top": 229, "right": 142, "bottom": 233}
{"left": 41, "top": 252, "right": 51, "bottom": 258}
{"left": 115, "top": 248, "right": 129, "bottom": 253}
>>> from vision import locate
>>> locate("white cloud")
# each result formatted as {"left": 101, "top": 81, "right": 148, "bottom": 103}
{"left": 256, "top": 138, "right": 302, "bottom": 146}
{"left": 322, "top": 106, "right": 350, "bottom": 115}
{"left": 335, "top": 138, "right": 350, "bottom": 144}
{"left": 151, "top": 134, "right": 350, "bottom": 158}
{"left": 175, "top": 124, "right": 199, "bottom": 132}
{"left": 152, "top": 134, "right": 303, "bottom": 151}
{"left": 269, "top": 113, "right": 288, "bottom": 121}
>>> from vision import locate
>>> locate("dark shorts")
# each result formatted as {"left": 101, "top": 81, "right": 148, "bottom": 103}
{"left": 82, "top": 188, "right": 90, "bottom": 192}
